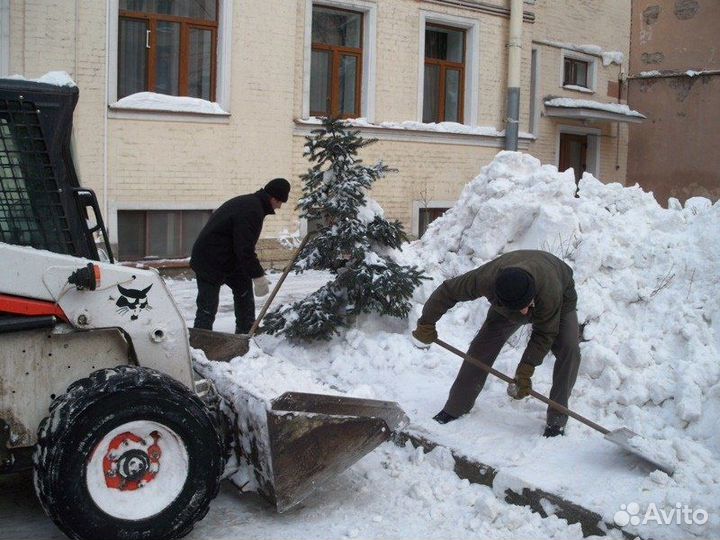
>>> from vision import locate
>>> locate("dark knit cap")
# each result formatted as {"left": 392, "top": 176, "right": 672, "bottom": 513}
{"left": 264, "top": 178, "right": 291, "bottom": 202}
{"left": 494, "top": 267, "right": 536, "bottom": 310}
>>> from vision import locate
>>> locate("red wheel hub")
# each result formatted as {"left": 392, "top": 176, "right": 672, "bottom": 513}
{"left": 102, "top": 430, "right": 162, "bottom": 490}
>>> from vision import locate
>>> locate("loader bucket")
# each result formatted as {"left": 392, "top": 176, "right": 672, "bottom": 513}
{"left": 230, "top": 389, "right": 408, "bottom": 513}
{"left": 189, "top": 328, "right": 409, "bottom": 511}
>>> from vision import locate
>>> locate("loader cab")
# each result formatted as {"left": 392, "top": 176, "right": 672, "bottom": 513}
{"left": 0, "top": 79, "right": 113, "bottom": 261}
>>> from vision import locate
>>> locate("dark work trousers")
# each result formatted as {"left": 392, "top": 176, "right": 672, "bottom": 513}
{"left": 193, "top": 271, "right": 255, "bottom": 334}
{"left": 443, "top": 308, "right": 581, "bottom": 427}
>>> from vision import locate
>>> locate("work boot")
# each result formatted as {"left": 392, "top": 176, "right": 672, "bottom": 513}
{"left": 543, "top": 424, "right": 565, "bottom": 437}
{"left": 433, "top": 410, "right": 458, "bottom": 424}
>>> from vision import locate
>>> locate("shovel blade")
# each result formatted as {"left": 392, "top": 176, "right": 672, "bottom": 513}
{"left": 189, "top": 327, "right": 249, "bottom": 361}
{"left": 245, "top": 392, "right": 408, "bottom": 513}
{"left": 604, "top": 427, "right": 675, "bottom": 476}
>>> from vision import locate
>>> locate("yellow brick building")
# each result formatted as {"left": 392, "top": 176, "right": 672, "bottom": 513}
{"left": 1, "top": 0, "right": 636, "bottom": 259}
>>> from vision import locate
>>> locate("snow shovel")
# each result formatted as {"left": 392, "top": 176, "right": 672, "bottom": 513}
{"left": 433, "top": 338, "right": 675, "bottom": 475}
{"left": 189, "top": 233, "right": 312, "bottom": 361}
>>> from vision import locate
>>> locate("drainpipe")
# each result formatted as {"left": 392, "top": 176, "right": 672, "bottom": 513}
{"left": 504, "top": 0, "right": 523, "bottom": 151}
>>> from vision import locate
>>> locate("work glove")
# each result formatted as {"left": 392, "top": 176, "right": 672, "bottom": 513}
{"left": 411, "top": 323, "right": 437, "bottom": 349}
{"left": 507, "top": 362, "right": 535, "bottom": 399}
{"left": 253, "top": 275, "right": 270, "bottom": 297}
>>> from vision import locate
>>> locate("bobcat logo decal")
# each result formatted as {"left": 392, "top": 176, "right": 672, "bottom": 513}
{"left": 116, "top": 284, "right": 153, "bottom": 320}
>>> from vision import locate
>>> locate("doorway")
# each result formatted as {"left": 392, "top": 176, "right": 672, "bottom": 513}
{"left": 559, "top": 133, "right": 588, "bottom": 185}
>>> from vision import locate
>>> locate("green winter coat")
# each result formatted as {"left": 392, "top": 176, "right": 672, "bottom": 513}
{"left": 418, "top": 250, "right": 577, "bottom": 366}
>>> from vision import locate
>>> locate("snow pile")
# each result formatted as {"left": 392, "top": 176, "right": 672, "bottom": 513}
{"left": 408, "top": 151, "right": 719, "bottom": 449}
{"left": 172, "top": 151, "right": 719, "bottom": 538}
{"left": 397, "top": 151, "right": 720, "bottom": 537}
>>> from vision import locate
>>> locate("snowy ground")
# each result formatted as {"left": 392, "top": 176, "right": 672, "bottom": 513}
{"left": 2, "top": 270, "right": 604, "bottom": 540}
{"left": 3, "top": 152, "right": 717, "bottom": 540}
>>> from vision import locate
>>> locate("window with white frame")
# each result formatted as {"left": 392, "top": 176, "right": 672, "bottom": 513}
{"left": 418, "top": 13, "right": 478, "bottom": 126}
{"left": 418, "top": 206, "right": 449, "bottom": 237}
{"left": 413, "top": 200, "right": 453, "bottom": 238}
{"left": 118, "top": 0, "right": 218, "bottom": 101}
{"left": 111, "top": 0, "right": 231, "bottom": 110}
{"left": 561, "top": 50, "right": 596, "bottom": 91}
{"left": 304, "top": 0, "right": 376, "bottom": 120}
{"left": 310, "top": 5, "right": 363, "bottom": 118}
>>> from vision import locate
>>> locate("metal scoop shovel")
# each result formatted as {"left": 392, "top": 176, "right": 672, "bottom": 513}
{"left": 434, "top": 338, "right": 675, "bottom": 475}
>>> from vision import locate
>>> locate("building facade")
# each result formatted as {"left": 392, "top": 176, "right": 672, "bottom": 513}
{"left": 1, "top": 0, "right": 634, "bottom": 260}
{"left": 627, "top": 0, "right": 720, "bottom": 206}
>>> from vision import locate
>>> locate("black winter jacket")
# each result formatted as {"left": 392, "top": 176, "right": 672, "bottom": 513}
{"left": 418, "top": 250, "right": 577, "bottom": 367}
{"left": 190, "top": 190, "right": 274, "bottom": 284}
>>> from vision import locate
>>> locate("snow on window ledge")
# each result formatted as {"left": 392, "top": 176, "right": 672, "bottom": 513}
{"left": 562, "top": 84, "right": 594, "bottom": 94}
{"left": 295, "top": 117, "right": 536, "bottom": 141}
{"left": 110, "top": 92, "right": 230, "bottom": 116}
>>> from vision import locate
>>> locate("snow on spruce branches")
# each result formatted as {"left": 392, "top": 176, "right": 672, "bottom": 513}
{"left": 263, "top": 118, "right": 427, "bottom": 340}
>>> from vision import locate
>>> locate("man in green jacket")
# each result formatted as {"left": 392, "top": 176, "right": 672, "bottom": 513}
{"left": 412, "top": 250, "right": 580, "bottom": 437}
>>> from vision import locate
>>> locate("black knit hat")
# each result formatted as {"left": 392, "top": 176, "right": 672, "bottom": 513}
{"left": 264, "top": 178, "right": 290, "bottom": 202}
{"left": 494, "top": 267, "right": 536, "bottom": 310}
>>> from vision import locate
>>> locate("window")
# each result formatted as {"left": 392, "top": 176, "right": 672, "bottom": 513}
{"left": 418, "top": 207, "right": 448, "bottom": 237}
{"left": 423, "top": 24, "right": 465, "bottom": 123}
{"left": 563, "top": 57, "right": 589, "bottom": 88}
{"left": 118, "top": 0, "right": 218, "bottom": 101}
{"left": 310, "top": 6, "right": 363, "bottom": 118}
{"left": 118, "top": 209, "right": 211, "bottom": 260}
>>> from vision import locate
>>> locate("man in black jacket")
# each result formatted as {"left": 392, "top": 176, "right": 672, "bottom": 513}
{"left": 191, "top": 178, "right": 291, "bottom": 334}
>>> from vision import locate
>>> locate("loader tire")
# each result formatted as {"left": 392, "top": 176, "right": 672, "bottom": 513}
{"left": 32, "top": 365, "right": 225, "bottom": 540}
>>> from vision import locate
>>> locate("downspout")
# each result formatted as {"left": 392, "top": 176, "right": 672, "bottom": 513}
{"left": 504, "top": 0, "right": 523, "bottom": 151}
{"left": 103, "top": 0, "right": 110, "bottom": 222}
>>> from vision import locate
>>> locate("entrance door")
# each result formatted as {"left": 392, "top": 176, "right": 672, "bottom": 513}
{"left": 559, "top": 133, "right": 588, "bottom": 185}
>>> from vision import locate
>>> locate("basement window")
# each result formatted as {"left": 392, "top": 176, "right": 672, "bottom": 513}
{"left": 118, "top": 209, "right": 212, "bottom": 260}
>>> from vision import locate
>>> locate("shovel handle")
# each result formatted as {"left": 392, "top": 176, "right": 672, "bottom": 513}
{"left": 433, "top": 338, "right": 610, "bottom": 435}
{"left": 248, "top": 233, "right": 312, "bottom": 339}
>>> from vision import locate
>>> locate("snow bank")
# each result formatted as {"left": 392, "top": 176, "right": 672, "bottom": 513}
{"left": 397, "top": 151, "right": 720, "bottom": 538}
{"left": 174, "top": 151, "right": 719, "bottom": 539}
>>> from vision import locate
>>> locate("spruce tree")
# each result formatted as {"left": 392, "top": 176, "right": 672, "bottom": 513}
{"left": 263, "top": 118, "right": 427, "bottom": 340}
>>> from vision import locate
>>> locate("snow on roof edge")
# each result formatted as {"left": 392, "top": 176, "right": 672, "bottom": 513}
{"left": 544, "top": 97, "right": 646, "bottom": 118}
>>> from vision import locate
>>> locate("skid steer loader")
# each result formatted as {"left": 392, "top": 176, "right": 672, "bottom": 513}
{"left": 0, "top": 78, "right": 407, "bottom": 540}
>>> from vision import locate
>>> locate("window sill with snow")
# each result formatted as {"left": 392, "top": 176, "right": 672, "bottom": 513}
{"left": 294, "top": 117, "right": 534, "bottom": 149}
{"left": 109, "top": 92, "right": 230, "bottom": 123}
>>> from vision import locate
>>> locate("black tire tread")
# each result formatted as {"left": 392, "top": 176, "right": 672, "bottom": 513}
{"left": 33, "top": 365, "right": 224, "bottom": 540}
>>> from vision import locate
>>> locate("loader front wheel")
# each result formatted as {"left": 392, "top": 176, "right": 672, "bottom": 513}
{"left": 32, "top": 366, "right": 224, "bottom": 540}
